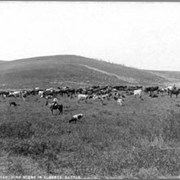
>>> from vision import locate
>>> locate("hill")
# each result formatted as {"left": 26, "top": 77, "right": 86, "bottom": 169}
{"left": 0, "top": 55, "right": 174, "bottom": 89}
{"left": 147, "top": 70, "right": 180, "bottom": 86}
{"left": 0, "top": 60, "right": 6, "bottom": 64}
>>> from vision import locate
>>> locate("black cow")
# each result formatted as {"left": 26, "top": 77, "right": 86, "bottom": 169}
{"left": 144, "top": 86, "right": 159, "bottom": 96}
{"left": 9, "top": 102, "right": 19, "bottom": 107}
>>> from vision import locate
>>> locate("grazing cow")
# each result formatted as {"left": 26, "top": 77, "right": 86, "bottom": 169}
{"left": 45, "top": 95, "right": 53, "bottom": 99}
{"left": 92, "top": 95, "right": 99, "bottom": 100}
{"left": 9, "top": 102, "right": 19, "bottom": 107}
{"left": 8, "top": 91, "right": 21, "bottom": 97}
{"left": 165, "top": 85, "right": 176, "bottom": 95}
{"left": 95, "top": 94, "right": 110, "bottom": 104}
{"left": 114, "top": 96, "right": 118, "bottom": 101}
{"left": 144, "top": 86, "right": 159, "bottom": 96}
{"left": 100, "top": 94, "right": 109, "bottom": 99}
{"left": 150, "top": 94, "right": 158, "bottom": 98}
{"left": 93, "top": 95, "right": 108, "bottom": 105}
{"left": 69, "top": 114, "right": 83, "bottom": 123}
{"left": 38, "top": 91, "right": 44, "bottom": 98}
{"left": 134, "top": 89, "right": 143, "bottom": 99}
{"left": 77, "top": 94, "right": 88, "bottom": 102}
{"left": 117, "top": 98, "right": 124, "bottom": 106}
{"left": 1, "top": 94, "right": 6, "bottom": 99}
{"left": 158, "top": 88, "right": 166, "bottom": 96}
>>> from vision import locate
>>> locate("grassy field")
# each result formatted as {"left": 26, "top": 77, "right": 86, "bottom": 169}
{"left": 1, "top": 92, "right": 180, "bottom": 178}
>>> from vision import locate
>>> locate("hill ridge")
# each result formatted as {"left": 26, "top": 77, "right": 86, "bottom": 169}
{"left": 0, "top": 54, "right": 179, "bottom": 88}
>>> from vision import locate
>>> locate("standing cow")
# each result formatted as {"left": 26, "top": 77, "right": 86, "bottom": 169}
{"left": 77, "top": 94, "right": 88, "bottom": 103}
{"left": 134, "top": 89, "right": 143, "bottom": 100}
{"left": 117, "top": 98, "right": 124, "bottom": 106}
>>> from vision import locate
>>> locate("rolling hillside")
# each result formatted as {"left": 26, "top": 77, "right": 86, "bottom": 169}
{"left": 0, "top": 55, "right": 176, "bottom": 89}
{"left": 0, "top": 61, "right": 6, "bottom": 64}
{"left": 148, "top": 70, "right": 180, "bottom": 86}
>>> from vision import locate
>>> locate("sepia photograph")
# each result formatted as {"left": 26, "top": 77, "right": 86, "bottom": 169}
{"left": 1, "top": 1, "right": 180, "bottom": 179}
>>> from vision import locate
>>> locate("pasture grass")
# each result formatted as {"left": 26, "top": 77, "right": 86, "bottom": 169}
{"left": 1, "top": 94, "right": 180, "bottom": 178}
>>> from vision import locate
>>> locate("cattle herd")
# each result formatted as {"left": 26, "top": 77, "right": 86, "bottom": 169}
{"left": 0, "top": 84, "right": 180, "bottom": 122}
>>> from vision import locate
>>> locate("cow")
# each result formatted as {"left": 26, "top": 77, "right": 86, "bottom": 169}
{"left": 92, "top": 95, "right": 99, "bottom": 100}
{"left": 99, "top": 94, "right": 109, "bottom": 99}
{"left": 38, "top": 91, "right": 44, "bottom": 98}
{"left": 117, "top": 98, "right": 124, "bottom": 106}
{"left": 150, "top": 94, "right": 158, "bottom": 98}
{"left": 0, "top": 94, "right": 6, "bottom": 99}
{"left": 8, "top": 91, "right": 21, "bottom": 97}
{"left": 9, "top": 102, "right": 20, "bottom": 107}
{"left": 144, "top": 86, "right": 159, "bottom": 96}
{"left": 165, "top": 85, "right": 176, "bottom": 95}
{"left": 134, "top": 89, "right": 143, "bottom": 99}
{"left": 0, "top": 91, "right": 8, "bottom": 99}
{"left": 45, "top": 95, "right": 53, "bottom": 99}
{"left": 158, "top": 88, "right": 166, "bottom": 96}
{"left": 77, "top": 94, "right": 88, "bottom": 103}
{"left": 69, "top": 114, "right": 83, "bottom": 123}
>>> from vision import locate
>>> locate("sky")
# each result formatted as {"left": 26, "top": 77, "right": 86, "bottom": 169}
{"left": 0, "top": 2, "right": 180, "bottom": 71}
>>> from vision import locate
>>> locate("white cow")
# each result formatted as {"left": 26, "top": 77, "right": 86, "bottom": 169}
{"left": 165, "top": 86, "right": 174, "bottom": 91}
{"left": 9, "top": 91, "right": 21, "bottom": 97}
{"left": 134, "top": 89, "right": 143, "bottom": 98}
{"left": 46, "top": 88, "right": 54, "bottom": 92}
{"left": 77, "top": 94, "right": 88, "bottom": 102}
{"left": 38, "top": 91, "right": 44, "bottom": 98}
{"left": 73, "top": 113, "right": 83, "bottom": 119}
{"left": 69, "top": 113, "right": 83, "bottom": 123}
{"left": 92, "top": 95, "right": 99, "bottom": 100}
{"left": 117, "top": 98, "right": 124, "bottom": 106}
{"left": 99, "top": 94, "right": 109, "bottom": 99}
